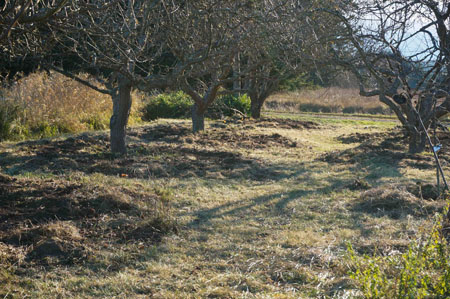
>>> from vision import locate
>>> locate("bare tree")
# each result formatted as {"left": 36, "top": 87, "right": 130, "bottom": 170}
{"left": 162, "top": 1, "right": 263, "bottom": 132}
{"left": 0, "top": 0, "right": 69, "bottom": 44}
{"left": 48, "top": 1, "right": 266, "bottom": 143}
{"left": 239, "top": 0, "right": 346, "bottom": 119}
{"left": 45, "top": 0, "right": 179, "bottom": 154}
{"left": 324, "top": 0, "right": 450, "bottom": 153}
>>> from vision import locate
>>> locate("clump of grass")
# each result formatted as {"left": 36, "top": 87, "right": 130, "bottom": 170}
{"left": 0, "top": 71, "right": 145, "bottom": 140}
{"left": 348, "top": 204, "right": 450, "bottom": 298}
{"left": 4, "top": 221, "right": 83, "bottom": 249}
{"left": 0, "top": 242, "right": 26, "bottom": 265}
{"left": 351, "top": 184, "right": 438, "bottom": 219}
{"left": 0, "top": 98, "right": 24, "bottom": 141}
{"left": 359, "top": 185, "right": 419, "bottom": 211}
{"left": 265, "top": 88, "right": 392, "bottom": 115}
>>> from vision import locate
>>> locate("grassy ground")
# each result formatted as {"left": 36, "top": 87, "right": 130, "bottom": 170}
{"left": 0, "top": 114, "right": 449, "bottom": 298}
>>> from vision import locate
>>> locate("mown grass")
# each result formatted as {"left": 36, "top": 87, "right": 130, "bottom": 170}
{"left": 0, "top": 113, "right": 449, "bottom": 298}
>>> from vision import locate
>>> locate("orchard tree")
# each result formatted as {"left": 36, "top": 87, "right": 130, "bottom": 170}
{"left": 325, "top": 0, "right": 450, "bottom": 153}
{"left": 0, "top": 0, "right": 69, "bottom": 44}
{"left": 239, "top": 0, "right": 347, "bottom": 119}
{"left": 46, "top": 0, "right": 181, "bottom": 154}
{"left": 49, "top": 0, "right": 268, "bottom": 145}
{"left": 164, "top": 1, "right": 264, "bottom": 132}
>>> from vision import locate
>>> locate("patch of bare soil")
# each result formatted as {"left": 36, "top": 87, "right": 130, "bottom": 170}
{"left": 0, "top": 174, "right": 176, "bottom": 267}
{"left": 345, "top": 178, "right": 371, "bottom": 191}
{"left": 123, "top": 145, "right": 282, "bottom": 180}
{"left": 128, "top": 124, "right": 191, "bottom": 143}
{"left": 189, "top": 130, "right": 298, "bottom": 149}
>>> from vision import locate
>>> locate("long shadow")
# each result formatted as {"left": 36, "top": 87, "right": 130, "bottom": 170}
{"left": 185, "top": 171, "right": 439, "bottom": 246}
{"left": 0, "top": 126, "right": 305, "bottom": 182}
{"left": 320, "top": 129, "right": 450, "bottom": 181}
{"left": 187, "top": 176, "right": 352, "bottom": 228}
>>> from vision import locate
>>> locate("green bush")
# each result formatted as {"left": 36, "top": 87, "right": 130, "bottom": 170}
{"left": 366, "top": 106, "right": 391, "bottom": 115}
{"left": 348, "top": 204, "right": 450, "bottom": 298}
{"left": 0, "top": 99, "right": 24, "bottom": 141}
{"left": 299, "top": 103, "right": 341, "bottom": 113}
{"left": 82, "top": 115, "right": 109, "bottom": 131}
{"left": 342, "top": 105, "right": 365, "bottom": 114}
{"left": 142, "top": 92, "right": 251, "bottom": 121}
{"left": 208, "top": 94, "right": 251, "bottom": 118}
{"left": 142, "top": 91, "right": 193, "bottom": 121}
{"left": 31, "top": 121, "right": 71, "bottom": 138}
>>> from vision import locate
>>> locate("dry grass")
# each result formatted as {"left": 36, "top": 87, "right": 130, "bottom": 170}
{"left": 266, "top": 87, "right": 391, "bottom": 115}
{"left": 0, "top": 71, "right": 146, "bottom": 138}
{"left": 0, "top": 114, "right": 448, "bottom": 298}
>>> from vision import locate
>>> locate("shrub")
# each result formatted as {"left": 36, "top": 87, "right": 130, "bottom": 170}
{"left": 367, "top": 106, "right": 391, "bottom": 115}
{"left": 299, "top": 103, "right": 341, "bottom": 113}
{"left": 348, "top": 204, "right": 450, "bottom": 298}
{"left": 208, "top": 94, "right": 251, "bottom": 118}
{"left": 142, "top": 91, "right": 192, "bottom": 121}
{"left": 142, "top": 92, "right": 251, "bottom": 121}
{"left": 342, "top": 105, "right": 365, "bottom": 114}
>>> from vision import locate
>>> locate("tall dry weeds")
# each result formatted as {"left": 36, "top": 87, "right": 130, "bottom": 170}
{"left": 265, "top": 88, "right": 391, "bottom": 115}
{"left": 0, "top": 71, "right": 145, "bottom": 138}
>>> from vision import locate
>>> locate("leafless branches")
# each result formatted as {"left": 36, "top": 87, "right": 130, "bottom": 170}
{"left": 324, "top": 0, "right": 450, "bottom": 153}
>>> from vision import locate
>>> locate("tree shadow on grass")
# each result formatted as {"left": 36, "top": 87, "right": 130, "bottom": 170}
{"left": 185, "top": 173, "right": 443, "bottom": 248}
{"left": 0, "top": 125, "right": 303, "bottom": 182}
{"left": 320, "top": 129, "right": 450, "bottom": 181}
{"left": 179, "top": 173, "right": 437, "bottom": 296}
{"left": 186, "top": 176, "right": 352, "bottom": 228}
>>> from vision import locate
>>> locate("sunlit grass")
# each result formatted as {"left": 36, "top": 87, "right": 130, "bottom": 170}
{"left": 0, "top": 114, "right": 447, "bottom": 298}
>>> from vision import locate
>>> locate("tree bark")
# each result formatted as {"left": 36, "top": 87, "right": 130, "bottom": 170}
{"left": 192, "top": 103, "right": 206, "bottom": 133}
{"left": 110, "top": 77, "right": 132, "bottom": 154}
{"left": 250, "top": 98, "right": 262, "bottom": 119}
{"left": 408, "top": 130, "right": 427, "bottom": 154}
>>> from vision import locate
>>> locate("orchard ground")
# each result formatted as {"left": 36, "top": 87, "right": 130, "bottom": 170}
{"left": 0, "top": 113, "right": 449, "bottom": 298}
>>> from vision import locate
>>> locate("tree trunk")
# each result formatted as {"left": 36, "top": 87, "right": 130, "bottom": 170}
{"left": 233, "top": 52, "right": 241, "bottom": 93}
{"left": 408, "top": 129, "right": 427, "bottom": 154}
{"left": 110, "top": 77, "right": 132, "bottom": 154}
{"left": 251, "top": 99, "right": 262, "bottom": 119}
{"left": 192, "top": 103, "right": 205, "bottom": 133}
